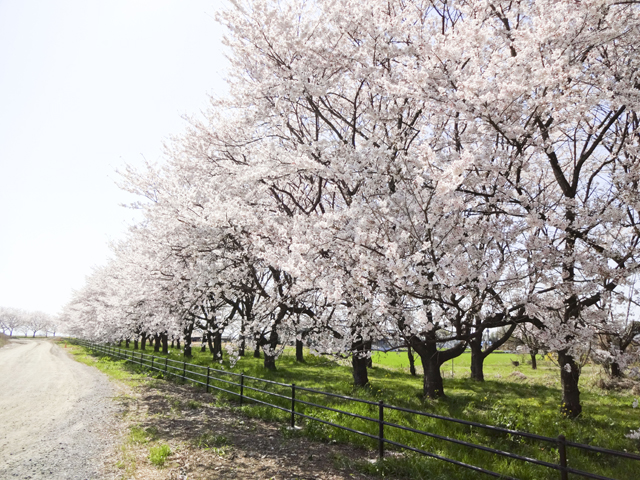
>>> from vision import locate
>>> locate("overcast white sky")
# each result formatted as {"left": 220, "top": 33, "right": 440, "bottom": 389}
{"left": 0, "top": 0, "right": 229, "bottom": 315}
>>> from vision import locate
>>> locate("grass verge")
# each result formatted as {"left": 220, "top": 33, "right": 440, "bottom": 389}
{"left": 67, "top": 341, "right": 382, "bottom": 479}
{"left": 77, "top": 341, "right": 640, "bottom": 480}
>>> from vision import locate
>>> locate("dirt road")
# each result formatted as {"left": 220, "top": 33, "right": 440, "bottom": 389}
{"left": 0, "top": 339, "right": 119, "bottom": 479}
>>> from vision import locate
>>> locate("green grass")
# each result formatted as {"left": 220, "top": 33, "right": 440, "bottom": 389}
{"left": 192, "top": 432, "right": 230, "bottom": 455}
{"left": 77, "top": 341, "right": 639, "bottom": 480}
{"left": 148, "top": 443, "right": 171, "bottom": 467}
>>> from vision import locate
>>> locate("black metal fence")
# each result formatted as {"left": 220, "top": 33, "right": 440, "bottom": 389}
{"left": 76, "top": 340, "right": 638, "bottom": 480}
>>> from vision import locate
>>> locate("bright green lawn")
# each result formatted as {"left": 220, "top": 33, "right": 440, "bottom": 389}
{"left": 84, "top": 341, "right": 639, "bottom": 480}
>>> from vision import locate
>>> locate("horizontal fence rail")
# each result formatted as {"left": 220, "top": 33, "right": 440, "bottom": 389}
{"left": 76, "top": 340, "right": 639, "bottom": 480}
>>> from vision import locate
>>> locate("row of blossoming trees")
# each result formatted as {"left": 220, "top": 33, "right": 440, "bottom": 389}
{"left": 0, "top": 307, "right": 58, "bottom": 338}
{"left": 61, "top": 0, "right": 640, "bottom": 418}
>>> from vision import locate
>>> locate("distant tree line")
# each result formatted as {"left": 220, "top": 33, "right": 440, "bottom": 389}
{"left": 0, "top": 307, "right": 58, "bottom": 338}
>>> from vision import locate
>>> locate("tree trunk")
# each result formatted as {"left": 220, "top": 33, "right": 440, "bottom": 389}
{"left": 420, "top": 352, "right": 445, "bottom": 398}
{"left": 171, "top": 339, "right": 175, "bottom": 348}
{"left": 530, "top": 350, "right": 538, "bottom": 370}
{"left": 408, "top": 346, "right": 417, "bottom": 376}
{"left": 119, "top": 340, "right": 122, "bottom": 347}
{"left": 263, "top": 330, "right": 278, "bottom": 371}
{"left": 254, "top": 342, "right": 261, "bottom": 358}
{"left": 212, "top": 331, "right": 223, "bottom": 361}
{"left": 412, "top": 331, "right": 466, "bottom": 399}
{"left": 264, "top": 354, "right": 276, "bottom": 370}
{"left": 558, "top": 209, "right": 583, "bottom": 418}
{"left": 176, "top": 338, "right": 181, "bottom": 349}
{"left": 141, "top": 334, "right": 147, "bottom": 351}
{"left": 133, "top": 339, "right": 139, "bottom": 350}
{"left": 558, "top": 349, "right": 582, "bottom": 418}
{"left": 154, "top": 334, "right": 160, "bottom": 352}
{"left": 207, "top": 332, "right": 214, "bottom": 354}
{"left": 610, "top": 361, "right": 622, "bottom": 378}
{"left": 239, "top": 318, "right": 246, "bottom": 356}
{"left": 364, "top": 340, "right": 373, "bottom": 368}
{"left": 469, "top": 323, "right": 517, "bottom": 381}
{"left": 201, "top": 333, "right": 207, "bottom": 353}
{"left": 184, "top": 330, "right": 193, "bottom": 358}
{"left": 469, "top": 337, "right": 485, "bottom": 381}
{"left": 161, "top": 333, "right": 169, "bottom": 355}
{"left": 351, "top": 339, "right": 370, "bottom": 387}
{"left": 296, "top": 339, "right": 304, "bottom": 362}
{"left": 125, "top": 339, "right": 130, "bottom": 348}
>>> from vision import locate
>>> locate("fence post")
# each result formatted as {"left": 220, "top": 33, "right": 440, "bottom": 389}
{"left": 291, "top": 384, "right": 296, "bottom": 428}
{"left": 165, "top": 357, "right": 168, "bottom": 375}
{"left": 378, "top": 400, "right": 385, "bottom": 460}
{"left": 151, "top": 355, "right": 154, "bottom": 371}
{"left": 558, "top": 434, "right": 568, "bottom": 480}
{"left": 183, "top": 361, "right": 186, "bottom": 382}
{"left": 206, "top": 367, "right": 210, "bottom": 393}
{"left": 240, "top": 373, "right": 244, "bottom": 406}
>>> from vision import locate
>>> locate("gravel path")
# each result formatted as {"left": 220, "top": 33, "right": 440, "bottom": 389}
{"left": 0, "top": 339, "right": 120, "bottom": 480}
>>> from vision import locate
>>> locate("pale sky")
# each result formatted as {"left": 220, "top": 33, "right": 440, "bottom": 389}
{"left": 0, "top": 0, "right": 229, "bottom": 315}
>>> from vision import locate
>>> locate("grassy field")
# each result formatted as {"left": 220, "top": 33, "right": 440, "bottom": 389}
{"left": 80, "top": 341, "right": 639, "bottom": 480}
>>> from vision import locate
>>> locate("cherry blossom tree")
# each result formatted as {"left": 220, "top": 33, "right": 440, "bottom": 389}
{"left": 0, "top": 307, "right": 24, "bottom": 337}
{"left": 65, "top": 0, "right": 640, "bottom": 418}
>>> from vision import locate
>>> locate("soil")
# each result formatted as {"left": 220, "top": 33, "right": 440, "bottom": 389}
{"left": 0, "top": 339, "right": 121, "bottom": 479}
{"left": 0, "top": 339, "right": 384, "bottom": 479}
{"left": 113, "top": 373, "right": 382, "bottom": 480}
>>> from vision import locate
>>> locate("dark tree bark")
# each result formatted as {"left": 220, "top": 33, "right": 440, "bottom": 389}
{"left": 161, "top": 333, "right": 169, "bottom": 355}
{"left": 118, "top": 340, "right": 122, "bottom": 347}
{"left": 254, "top": 342, "right": 261, "bottom": 358}
{"left": 239, "top": 319, "right": 246, "bottom": 357}
{"left": 125, "top": 339, "right": 130, "bottom": 348}
{"left": 154, "top": 334, "right": 161, "bottom": 352}
{"left": 171, "top": 339, "right": 175, "bottom": 348}
{"left": 201, "top": 333, "right": 207, "bottom": 353}
{"left": 469, "top": 341, "right": 485, "bottom": 382}
{"left": 176, "top": 338, "right": 181, "bottom": 349}
{"left": 604, "top": 357, "right": 623, "bottom": 379}
{"left": 141, "top": 333, "right": 147, "bottom": 351}
{"left": 610, "top": 362, "right": 622, "bottom": 378}
{"left": 530, "top": 349, "right": 538, "bottom": 370}
{"left": 469, "top": 324, "right": 517, "bottom": 381}
{"left": 411, "top": 331, "right": 466, "bottom": 398}
{"left": 295, "top": 339, "right": 304, "bottom": 362}
{"left": 364, "top": 340, "right": 373, "bottom": 368}
{"left": 351, "top": 338, "right": 370, "bottom": 387}
{"left": 558, "top": 349, "right": 582, "bottom": 418}
{"left": 133, "top": 339, "right": 139, "bottom": 350}
{"left": 407, "top": 345, "right": 417, "bottom": 376}
{"left": 207, "top": 332, "right": 214, "bottom": 354}
{"left": 263, "top": 329, "right": 278, "bottom": 371}
{"left": 212, "top": 331, "right": 223, "bottom": 361}
{"left": 183, "top": 322, "right": 194, "bottom": 358}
